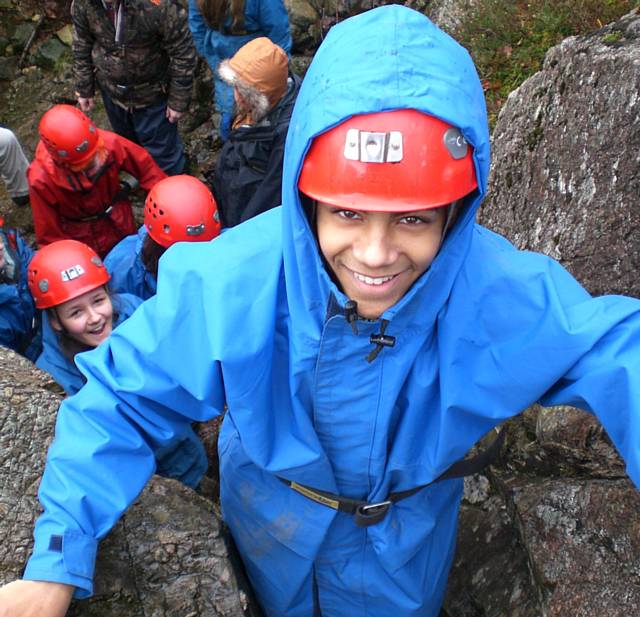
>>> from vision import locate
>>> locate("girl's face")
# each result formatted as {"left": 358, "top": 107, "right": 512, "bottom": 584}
{"left": 50, "top": 287, "right": 114, "bottom": 348}
{"left": 316, "top": 202, "right": 447, "bottom": 320}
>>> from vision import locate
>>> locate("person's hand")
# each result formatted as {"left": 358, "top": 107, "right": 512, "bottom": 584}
{"left": 77, "top": 96, "right": 94, "bottom": 113}
{"left": 0, "top": 580, "right": 74, "bottom": 617}
{"left": 166, "top": 107, "right": 183, "bottom": 123}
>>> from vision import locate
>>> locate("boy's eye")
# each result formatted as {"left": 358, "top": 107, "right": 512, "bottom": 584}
{"left": 399, "top": 215, "right": 425, "bottom": 225}
{"left": 336, "top": 209, "right": 361, "bottom": 221}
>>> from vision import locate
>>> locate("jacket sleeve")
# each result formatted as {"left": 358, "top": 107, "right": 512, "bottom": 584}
{"left": 187, "top": 0, "right": 208, "bottom": 57}
{"left": 0, "top": 292, "right": 24, "bottom": 351}
{"left": 14, "top": 229, "right": 34, "bottom": 267}
{"left": 71, "top": 0, "right": 96, "bottom": 98}
{"left": 28, "top": 176, "right": 67, "bottom": 248}
{"left": 539, "top": 299, "right": 640, "bottom": 486}
{"left": 23, "top": 248, "right": 225, "bottom": 596}
{"left": 160, "top": 1, "right": 197, "bottom": 112}
{"left": 111, "top": 134, "right": 167, "bottom": 192}
{"left": 258, "top": 0, "right": 292, "bottom": 54}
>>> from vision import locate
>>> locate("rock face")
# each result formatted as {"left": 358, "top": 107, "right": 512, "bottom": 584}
{"left": 0, "top": 347, "right": 252, "bottom": 617}
{"left": 480, "top": 9, "right": 640, "bottom": 298}
{"left": 443, "top": 11, "right": 640, "bottom": 617}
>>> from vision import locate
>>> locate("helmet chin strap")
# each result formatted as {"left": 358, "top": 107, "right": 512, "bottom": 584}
{"left": 440, "top": 199, "right": 461, "bottom": 243}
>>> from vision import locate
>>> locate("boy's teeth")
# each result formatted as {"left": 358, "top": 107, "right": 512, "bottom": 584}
{"left": 354, "top": 272, "right": 394, "bottom": 285}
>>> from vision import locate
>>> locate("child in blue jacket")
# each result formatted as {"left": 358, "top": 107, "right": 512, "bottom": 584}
{"left": 188, "top": 0, "right": 291, "bottom": 139}
{"left": 29, "top": 239, "right": 208, "bottom": 491}
{"left": 1, "top": 6, "right": 640, "bottom": 617}
{"left": 104, "top": 175, "right": 221, "bottom": 300}
{"left": 0, "top": 221, "right": 41, "bottom": 361}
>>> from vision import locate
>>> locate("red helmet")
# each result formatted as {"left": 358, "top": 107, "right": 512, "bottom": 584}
{"left": 38, "top": 105, "right": 100, "bottom": 169}
{"left": 28, "top": 240, "right": 110, "bottom": 309}
{"left": 144, "top": 175, "right": 221, "bottom": 248}
{"left": 298, "top": 109, "right": 477, "bottom": 212}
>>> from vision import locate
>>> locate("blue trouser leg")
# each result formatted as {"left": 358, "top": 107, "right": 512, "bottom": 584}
{"left": 101, "top": 91, "right": 186, "bottom": 175}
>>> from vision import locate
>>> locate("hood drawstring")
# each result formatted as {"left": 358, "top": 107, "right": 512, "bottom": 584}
{"left": 344, "top": 299, "right": 359, "bottom": 335}
{"left": 343, "top": 300, "right": 396, "bottom": 362}
{"left": 367, "top": 319, "right": 395, "bottom": 363}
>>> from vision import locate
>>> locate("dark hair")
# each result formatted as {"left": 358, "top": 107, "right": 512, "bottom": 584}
{"left": 197, "top": 0, "right": 246, "bottom": 32}
{"left": 48, "top": 285, "right": 120, "bottom": 362}
{"left": 141, "top": 234, "right": 167, "bottom": 281}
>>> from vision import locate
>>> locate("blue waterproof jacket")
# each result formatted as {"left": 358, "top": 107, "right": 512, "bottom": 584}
{"left": 0, "top": 227, "right": 41, "bottom": 361}
{"left": 24, "top": 7, "right": 640, "bottom": 616}
{"left": 104, "top": 226, "right": 157, "bottom": 301}
{"left": 35, "top": 291, "right": 207, "bottom": 489}
{"left": 188, "top": 0, "right": 291, "bottom": 137}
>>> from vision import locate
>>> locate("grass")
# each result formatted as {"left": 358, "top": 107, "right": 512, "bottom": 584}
{"left": 455, "top": 0, "right": 640, "bottom": 125}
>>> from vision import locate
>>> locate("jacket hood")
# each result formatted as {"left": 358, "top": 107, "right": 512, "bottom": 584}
{"left": 282, "top": 5, "right": 490, "bottom": 330}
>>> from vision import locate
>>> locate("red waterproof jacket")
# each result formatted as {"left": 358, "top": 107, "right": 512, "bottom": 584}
{"left": 27, "top": 129, "right": 166, "bottom": 257}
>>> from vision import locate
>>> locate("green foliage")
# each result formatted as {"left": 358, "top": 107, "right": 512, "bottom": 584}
{"left": 455, "top": 0, "right": 640, "bottom": 125}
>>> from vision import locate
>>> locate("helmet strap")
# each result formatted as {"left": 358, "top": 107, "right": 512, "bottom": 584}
{"left": 441, "top": 199, "right": 461, "bottom": 241}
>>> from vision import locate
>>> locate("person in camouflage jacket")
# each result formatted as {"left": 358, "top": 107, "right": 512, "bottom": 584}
{"left": 71, "top": 0, "right": 197, "bottom": 175}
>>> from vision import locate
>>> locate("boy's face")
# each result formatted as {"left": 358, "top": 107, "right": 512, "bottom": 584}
{"left": 316, "top": 201, "right": 447, "bottom": 319}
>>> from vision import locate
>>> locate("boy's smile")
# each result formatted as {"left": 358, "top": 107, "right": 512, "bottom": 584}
{"left": 316, "top": 201, "right": 447, "bottom": 319}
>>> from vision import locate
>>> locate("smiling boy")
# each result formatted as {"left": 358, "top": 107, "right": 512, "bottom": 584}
{"left": 1, "top": 6, "right": 640, "bottom": 617}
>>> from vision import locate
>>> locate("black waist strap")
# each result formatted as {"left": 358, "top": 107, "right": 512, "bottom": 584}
{"left": 279, "top": 428, "right": 506, "bottom": 527}
{"left": 62, "top": 205, "right": 113, "bottom": 223}
{"left": 61, "top": 184, "right": 130, "bottom": 223}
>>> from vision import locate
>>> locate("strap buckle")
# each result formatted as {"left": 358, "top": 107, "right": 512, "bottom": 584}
{"left": 354, "top": 500, "right": 392, "bottom": 527}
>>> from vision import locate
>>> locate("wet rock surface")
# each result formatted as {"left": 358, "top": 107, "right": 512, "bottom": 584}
{"left": 481, "top": 9, "right": 640, "bottom": 298}
{"left": 0, "top": 347, "right": 252, "bottom": 616}
{"left": 444, "top": 10, "right": 640, "bottom": 617}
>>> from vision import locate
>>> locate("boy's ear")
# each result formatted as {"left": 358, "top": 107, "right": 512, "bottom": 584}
{"left": 48, "top": 311, "right": 63, "bottom": 333}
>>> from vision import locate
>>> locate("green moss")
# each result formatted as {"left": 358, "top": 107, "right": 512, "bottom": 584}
{"left": 602, "top": 29, "right": 625, "bottom": 43}
{"left": 455, "top": 0, "right": 640, "bottom": 127}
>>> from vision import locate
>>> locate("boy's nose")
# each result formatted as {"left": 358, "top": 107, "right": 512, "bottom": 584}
{"left": 353, "top": 228, "right": 397, "bottom": 268}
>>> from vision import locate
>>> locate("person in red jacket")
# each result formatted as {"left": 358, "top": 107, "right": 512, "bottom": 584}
{"left": 27, "top": 105, "right": 167, "bottom": 258}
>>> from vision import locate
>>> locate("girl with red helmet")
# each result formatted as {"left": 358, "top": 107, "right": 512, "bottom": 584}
{"left": 28, "top": 239, "right": 207, "bottom": 490}
{"left": 27, "top": 105, "right": 167, "bottom": 259}
{"left": 27, "top": 239, "right": 141, "bottom": 394}
{"left": 104, "top": 175, "right": 221, "bottom": 300}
